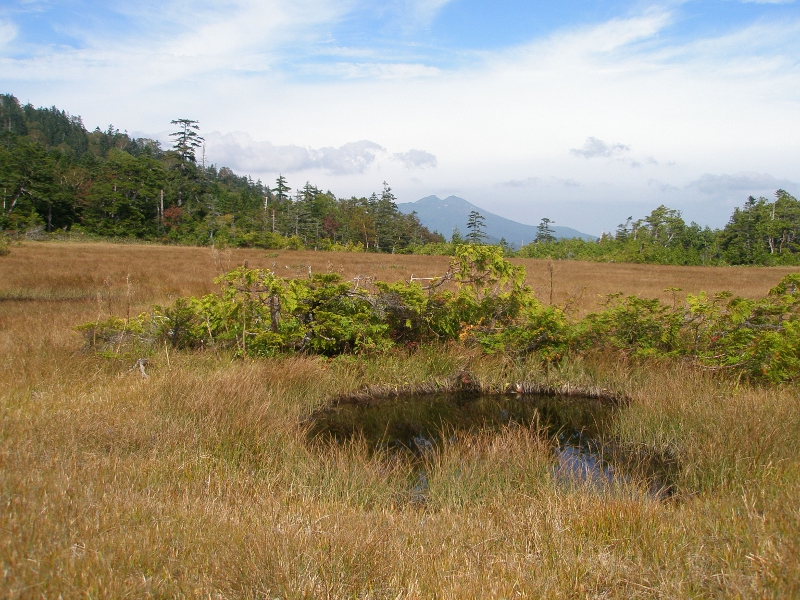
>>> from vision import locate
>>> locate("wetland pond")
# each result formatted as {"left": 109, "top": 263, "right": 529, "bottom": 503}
{"left": 308, "top": 392, "right": 676, "bottom": 497}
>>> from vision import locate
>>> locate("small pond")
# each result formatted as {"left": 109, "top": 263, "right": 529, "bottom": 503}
{"left": 307, "top": 392, "right": 676, "bottom": 497}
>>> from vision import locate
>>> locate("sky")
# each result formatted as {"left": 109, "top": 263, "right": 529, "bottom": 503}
{"left": 1, "top": 0, "right": 799, "bottom": 235}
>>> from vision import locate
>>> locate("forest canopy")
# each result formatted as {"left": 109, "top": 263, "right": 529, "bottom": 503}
{"left": 0, "top": 94, "right": 441, "bottom": 252}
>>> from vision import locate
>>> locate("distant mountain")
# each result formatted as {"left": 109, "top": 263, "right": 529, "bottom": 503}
{"left": 397, "top": 196, "right": 596, "bottom": 247}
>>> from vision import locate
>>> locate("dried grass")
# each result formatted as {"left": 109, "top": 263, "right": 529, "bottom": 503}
{"left": 1, "top": 241, "right": 799, "bottom": 597}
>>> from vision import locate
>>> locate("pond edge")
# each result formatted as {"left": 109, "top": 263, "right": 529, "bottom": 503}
{"left": 326, "top": 372, "right": 628, "bottom": 408}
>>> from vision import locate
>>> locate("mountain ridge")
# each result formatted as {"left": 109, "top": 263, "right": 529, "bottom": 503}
{"left": 397, "top": 195, "right": 596, "bottom": 247}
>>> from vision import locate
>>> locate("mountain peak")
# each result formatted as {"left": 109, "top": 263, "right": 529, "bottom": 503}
{"left": 397, "top": 196, "right": 595, "bottom": 246}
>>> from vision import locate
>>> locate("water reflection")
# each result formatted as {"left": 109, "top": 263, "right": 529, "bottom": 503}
{"left": 308, "top": 393, "right": 611, "bottom": 450}
{"left": 555, "top": 445, "right": 615, "bottom": 486}
{"left": 307, "top": 392, "right": 674, "bottom": 495}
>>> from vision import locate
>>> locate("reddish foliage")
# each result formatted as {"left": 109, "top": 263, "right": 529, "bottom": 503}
{"left": 163, "top": 206, "right": 183, "bottom": 227}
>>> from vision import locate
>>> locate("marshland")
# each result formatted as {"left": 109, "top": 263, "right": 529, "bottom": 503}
{"left": 1, "top": 240, "right": 799, "bottom": 598}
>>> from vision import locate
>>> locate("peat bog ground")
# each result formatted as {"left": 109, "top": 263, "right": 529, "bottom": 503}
{"left": 1, "top": 241, "right": 799, "bottom": 597}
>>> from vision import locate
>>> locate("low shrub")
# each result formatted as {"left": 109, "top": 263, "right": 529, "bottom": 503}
{"left": 79, "top": 244, "right": 800, "bottom": 383}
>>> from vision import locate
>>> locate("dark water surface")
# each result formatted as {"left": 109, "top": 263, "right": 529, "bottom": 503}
{"left": 308, "top": 392, "right": 676, "bottom": 495}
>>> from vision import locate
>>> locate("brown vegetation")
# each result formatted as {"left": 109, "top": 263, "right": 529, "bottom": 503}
{"left": 1, "top": 241, "right": 799, "bottom": 597}
{"left": 1, "top": 241, "right": 795, "bottom": 314}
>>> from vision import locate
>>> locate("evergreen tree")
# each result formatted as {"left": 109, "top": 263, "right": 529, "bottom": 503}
{"left": 535, "top": 218, "right": 556, "bottom": 244}
{"left": 720, "top": 191, "right": 800, "bottom": 264}
{"left": 466, "top": 210, "right": 488, "bottom": 244}
{"left": 375, "top": 182, "right": 400, "bottom": 251}
{"left": 0, "top": 95, "right": 28, "bottom": 136}
{"left": 615, "top": 217, "right": 632, "bottom": 242}
{"left": 169, "top": 119, "right": 204, "bottom": 163}
{"left": 273, "top": 174, "right": 291, "bottom": 203}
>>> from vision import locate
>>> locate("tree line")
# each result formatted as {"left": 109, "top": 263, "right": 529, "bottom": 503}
{"left": 2, "top": 93, "right": 798, "bottom": 265}
{"left": 518, "top": 196, "right": 800, "bottom": 266}
{"left": 0, "top": 95, "right": 442, "bottom": 251}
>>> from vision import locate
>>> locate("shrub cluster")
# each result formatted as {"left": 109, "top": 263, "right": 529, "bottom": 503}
{"left": 80, "top": 245, "right": 800, "bottom": 383}
{"left": 516, "top": 193, "right": 800, "bottom": 266}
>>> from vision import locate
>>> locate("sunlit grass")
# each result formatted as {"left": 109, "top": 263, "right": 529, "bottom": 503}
{"left": 1, "top": 241, "right": 799, "bottom": 597}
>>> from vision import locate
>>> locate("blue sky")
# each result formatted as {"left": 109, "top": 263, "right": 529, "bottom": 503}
{"left": 1, "top": 0, "right": 799, "bottom": 234}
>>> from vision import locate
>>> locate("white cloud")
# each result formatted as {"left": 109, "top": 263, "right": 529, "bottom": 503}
{"left": 371, "top": 0, "right": 456, "bottom": 31}
{"left": 204, "top": 131, "right": 385, "bottom": 175}
{"left": 687, "top": 172, "right": 798, "bottom": 195}
{"left": 317, "top": 140, "right": 386, "bottom": 174}
{"left": 570, "top": 137, "right": 631, "bottom": 159}
{"left": 409, "top": 0, "right": 455, "bottom": 23}
{"left": 310, "top": 62, "right": 441, "bottom": 79}
{"left": 393, "top": 149, "right": 437, "bottom": 169}
{"left": 1, "top": 0, "right": 355, "bottom": 82}
{"left": 146, "top": 0, "right": 353, "bottom": 60}
{"left": 497, "top": 176, "right": 581, "bottom": 188}
{"left": 2, "top": 4, "right": 799, "bottom": 234}
{"left": 498, "top": 177, "right": 540, "bottom": 188}
{"left": 515, "top": 8, "right": 672, "bottom": 59}
{"left": 648, "top": 179, "right": 679, "bottom": 193}
{"left": 0, "top": 20, "right": 17, "bottom": 47}
{"left": 555, "top": 178, "right": 581, "bottom": 188}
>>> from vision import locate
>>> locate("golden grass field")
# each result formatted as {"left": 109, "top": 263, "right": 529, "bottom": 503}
{"left": 1, "top": 241, "right": 799, "bottom": 598}
{"left": 2, "top": 241, "right": 797, "bottom": 312}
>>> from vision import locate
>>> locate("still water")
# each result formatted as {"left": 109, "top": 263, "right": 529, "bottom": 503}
{"left": 308, "top": 392, "right": 675, "bottom": 495}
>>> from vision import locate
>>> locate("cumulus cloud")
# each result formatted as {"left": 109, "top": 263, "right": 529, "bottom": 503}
{"left": 570, "top": 137, "right": 631, "bottom": 159}
{"left": 687, "top": 172, "right": 797, "bottom": 195}
{"left": 317, "top": 140, "right": 386, "bottom": 174}
{"left": 204, "top": 132, "right": 385, "bottom": 175}
{"left": 393, "top": 149, "right": 437, "bottom": 169}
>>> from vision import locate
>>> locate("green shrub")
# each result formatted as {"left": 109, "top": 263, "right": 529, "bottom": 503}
{"left": 77, "top": 247, "right": 800, "bottom": 383}
{"left": 581, "top": 294, "right": 683, "bottom": 356}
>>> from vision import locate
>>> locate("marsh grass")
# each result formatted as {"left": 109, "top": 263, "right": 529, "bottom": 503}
{"left": 1, "top": 242, "right": 800, "bottom": 597}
